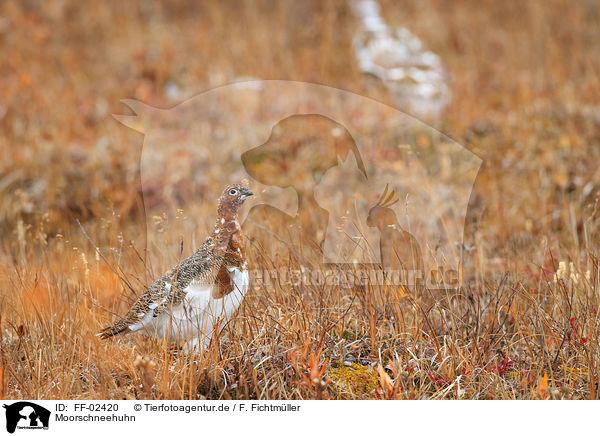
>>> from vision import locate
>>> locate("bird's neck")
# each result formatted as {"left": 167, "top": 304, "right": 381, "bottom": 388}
{"left": 213, "top": 211, "right": 241, "bottom": 237}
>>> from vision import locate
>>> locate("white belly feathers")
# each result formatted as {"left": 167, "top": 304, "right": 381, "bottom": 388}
{"left": 129, "top": 267, "right": 249, "bottom": 352}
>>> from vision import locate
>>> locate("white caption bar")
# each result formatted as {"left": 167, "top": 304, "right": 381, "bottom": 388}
{"left": 0, "top": 400, "right": 593, "bottom": 435}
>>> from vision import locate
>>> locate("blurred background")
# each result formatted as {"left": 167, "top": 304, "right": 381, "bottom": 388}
{"left": 2, "top": 0, "right": 600, "bottom": 400}
{"left": 2, "top": 0, "right": 600, "bottom": 254}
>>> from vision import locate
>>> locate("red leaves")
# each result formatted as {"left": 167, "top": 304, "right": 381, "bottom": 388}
{"left": 430, "top": 374, "right": 450, "bottom": 387}
{"left": 564, "top": 316, "right": 587, "bottom": 348}
{"left": 569, "top": 317, "right": 577, "bottom": 329}
{"left": 496, "top": 356, "right": 513, "bottom": 377}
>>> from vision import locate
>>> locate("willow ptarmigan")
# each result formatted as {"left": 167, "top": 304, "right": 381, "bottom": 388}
{"left": 97, "top": 183, "right": 253, "bottom": 353}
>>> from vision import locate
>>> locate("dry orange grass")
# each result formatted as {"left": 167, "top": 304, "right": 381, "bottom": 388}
{"left": 2, "top": 0, "right": 600, "bottom": 399}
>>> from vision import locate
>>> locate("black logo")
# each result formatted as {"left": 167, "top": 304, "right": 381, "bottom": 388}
{"left": 2, "top": 402, "right": 50, "bottom": 433}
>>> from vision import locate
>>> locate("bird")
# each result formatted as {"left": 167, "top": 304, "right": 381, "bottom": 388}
{"left": 97, "top": 183, "right": 254, "bottom": 353}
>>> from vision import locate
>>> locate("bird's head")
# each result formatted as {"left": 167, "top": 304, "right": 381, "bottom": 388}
{"left": 217, "top": 183, "right": 254, "bottom": 220}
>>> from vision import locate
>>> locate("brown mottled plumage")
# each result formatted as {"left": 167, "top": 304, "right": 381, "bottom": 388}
{"left": 97, "top": 183, "right": 253, "bottom": 352}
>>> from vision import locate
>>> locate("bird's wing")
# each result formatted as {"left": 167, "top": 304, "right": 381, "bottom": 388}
{"left": 150, "top": 243, "right": 224, "bottom": 316}
{"left": 98, "top": 239, "right": 224, "bottom": 338}
{"left": 96, "top": 272, "right": 176, "bottom": 338}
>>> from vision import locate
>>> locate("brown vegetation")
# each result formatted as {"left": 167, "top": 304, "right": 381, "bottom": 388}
{"left": 2, "top": 0, "right": 600, "bottom": 399}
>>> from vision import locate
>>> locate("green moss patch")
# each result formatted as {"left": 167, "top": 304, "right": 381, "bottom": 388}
{"left": 328, "top": 364, "right": 379, "bottom": 396}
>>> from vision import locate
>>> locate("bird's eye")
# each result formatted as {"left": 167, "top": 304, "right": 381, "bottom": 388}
{"left": 229, "top": 189, "right": 238, "bottom": 196}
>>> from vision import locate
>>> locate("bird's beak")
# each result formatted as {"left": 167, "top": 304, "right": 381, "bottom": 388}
{"left": 242, "top": 190, "right": 254, "bottom": 199}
